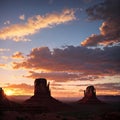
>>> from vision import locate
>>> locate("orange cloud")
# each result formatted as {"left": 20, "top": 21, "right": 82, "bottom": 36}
{"left": 3, "top": 82, "right": 120, "bottom": 96}
{"left": 3, "top": 83, "right": 34, "bottom": 95}
{"left": 19, "top": 14, "right": 25, "bottom": 20}
{"left": 81, "top": 34, "right": 103, "bottom": 46}
{"left": 12, "top": 51, "right": 24, "bottom": 59}
{"left": 0, "top": 62, "right": 15, "bottom": 70}
{"left": 2, "top": 82, "right": 80, "bottom": 97}
{"left": 0, "top": 63, "right": 5, "bottom": 67}
{"left": 0, "top": 9, "right": 76, "bottom": 41}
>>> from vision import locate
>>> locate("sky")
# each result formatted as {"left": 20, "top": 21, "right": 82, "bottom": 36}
{"left": 0, "top": 0, "right": 120, "bottom": 98}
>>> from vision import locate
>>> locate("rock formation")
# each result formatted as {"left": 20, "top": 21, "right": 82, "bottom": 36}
{"left": 24, "top": 78, "right": 70, "bottom": 112}
{"left": 34, "top": 78, "right": 51, "bottom": 97}
{"left": 0, "top": 87, "right": 11, "bottom": 107}
{"left": 77, "top": 85, "right": 102, "bottom": 104}
{"left": 0, "top": 87, "right": 19, "bottom": 110}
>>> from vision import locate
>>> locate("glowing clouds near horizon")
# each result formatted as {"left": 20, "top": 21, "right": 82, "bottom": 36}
{"left": 11, "top": 45, "right": 120, "bottom": 96}
{"left": 2, "top": 82, "right": 120, "bottom": 96}
{"left": 3, "top": 83, "right": 34, "bottom": 96}
{"left": 4, "top": 89, "right": 14, "bottom": 96}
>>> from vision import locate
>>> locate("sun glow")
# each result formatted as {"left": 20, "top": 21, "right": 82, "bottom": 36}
{"left": 5, "top": 89, "right": 14, "bottom": 96}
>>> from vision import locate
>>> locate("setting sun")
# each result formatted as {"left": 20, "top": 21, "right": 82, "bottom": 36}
{"left": 5, "top": 89, "right": 14, "bottom": 96}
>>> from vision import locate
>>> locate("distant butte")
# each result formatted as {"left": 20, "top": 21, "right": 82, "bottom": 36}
{"left": 77, "top": 85, "right": 102, "bottom": 104}
{"left": 23, "top": 78, "right": 70, "bottom": 112}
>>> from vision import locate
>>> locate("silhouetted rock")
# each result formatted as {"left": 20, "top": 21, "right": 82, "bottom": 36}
{"left": 0, "top": 87, "right": 19, "bottom": 110}
{"left": 24, "top": 78, "right": 70, "bottom": 112}
{"left": 34, "top": 78, "right": 51, "bottom": 97}
{"left": 0, "top": 87, "right": 12, "bottom": 107}
{"left": 77, "top": 85, "right": 102, "bottom": 104}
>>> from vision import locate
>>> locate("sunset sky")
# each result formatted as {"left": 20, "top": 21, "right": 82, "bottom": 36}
{"left": 0, "top": 0, "right": 120, "bottom": 98}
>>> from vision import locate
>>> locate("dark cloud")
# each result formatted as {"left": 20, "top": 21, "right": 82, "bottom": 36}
{"left": 25, "top": 71, "right": 79, "bottom": 82}
{"left": 86, "top": 0, "right": 120, "bottom": 20}
{"left": 13, "top": 45, "right": 120, "bottom": 76}
{"left": 25, "top": 71, "right": 101, "bottom": 82}
{"left": 81, "top": 0, "right": 120, "bottom": 46}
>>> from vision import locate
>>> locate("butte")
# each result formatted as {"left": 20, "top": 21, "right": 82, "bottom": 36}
{"left": 77, "top": 85, "right": 102, "bottom": 104}
{"left": 23, "top": 78, "right": 70, "bottom": 112}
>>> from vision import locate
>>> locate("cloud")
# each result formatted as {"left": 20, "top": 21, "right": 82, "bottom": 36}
{"left": 0, "top": 62, "right": 13, "bottom": 70}
{"left": 2, "top": 82, "right": 120, "bottom": 96}
{"left": 47, "top": 82, "right": 119, "bottom": 96}
{"left": 0, "top": 48, "right": 10, "bottom": 52}
{"left": 81, "top": 34, "right": 104, "bottom": 46}
{"left": 4, "top": 20, "right": 10, "bottom": 25}
{"left": 12, "top": 37, "right": 31, "bottom": 42}
{"left": 0, "top": 56, "right": 9, "bottom": 60}
{"left": 86, "top": 0, "right": 120, "bottom": 20}
{"left": 25, "top": 71, "right": 102, "bottom": 82}
{"left": 81, "top": 0, "right": 120, "bottom": 46}
{"left": 0, "top": 63, "right": 5, "bottom": 67}
{"left": 19, "top": 14, "right": 25, "bottom": 20}
{"left": 77, "top": 82, "right": 120, "bottom": 90}
{"left": 95, "top": 83, "right": 120, "bottom": 91}
{"left": 0, "top": 9, "right": 76, "bottom": 41}
{"left": 12, "top": 51, "right": 24, "bottom": 59}
{"left": 25, "top": 71, "right": 78, "bottom": 82}
{"left": 94, "top": 83, "right": 120, "bottom": 95}
{"left": 81, "top": 18, "right": 120, "bottom": 46}
{"left": 2, "top": 82, "right": 78, "bottom": 97}
{"left": 13, "top": 45, "right": 120, "bottom": 76}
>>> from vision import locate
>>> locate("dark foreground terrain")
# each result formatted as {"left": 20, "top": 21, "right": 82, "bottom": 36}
{"left": 0, "top": 101, "right": 120, "bottom": 120}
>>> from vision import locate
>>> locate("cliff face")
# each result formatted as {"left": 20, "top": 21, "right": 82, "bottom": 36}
{"left": 78, "top": 86, "right": 102, "bottom": 104}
